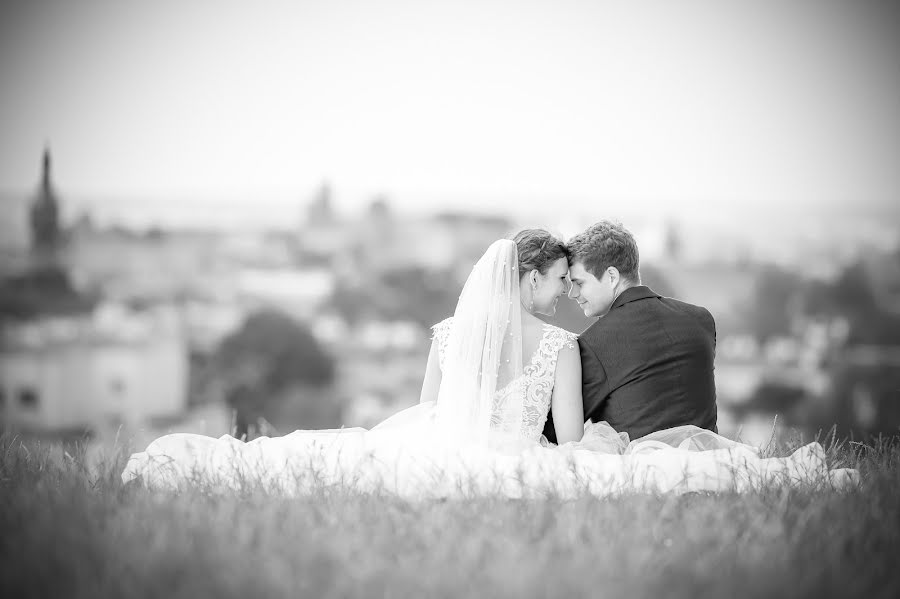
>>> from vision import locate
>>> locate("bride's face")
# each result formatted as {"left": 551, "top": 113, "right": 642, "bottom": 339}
{"left": 531, "top": 258, "right": 570, "bottom": 316}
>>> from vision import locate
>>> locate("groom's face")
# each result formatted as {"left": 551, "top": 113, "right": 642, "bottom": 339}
{"left": 568, "top": 261, "right": 614, "bottom": 318}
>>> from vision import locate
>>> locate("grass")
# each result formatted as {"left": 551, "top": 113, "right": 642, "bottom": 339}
{"left": 1, "top": 431, "right": 899, "bottom": 598}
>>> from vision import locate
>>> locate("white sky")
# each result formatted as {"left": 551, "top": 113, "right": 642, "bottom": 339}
{"left": 1, "top": 0, "right": 898, "bottom": 219}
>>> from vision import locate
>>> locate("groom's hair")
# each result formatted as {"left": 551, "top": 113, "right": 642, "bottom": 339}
{"left": 512, "top": 229, "right": 567, "bottom": 278}
{"left": 567, "top": 221, "right": 641, "bottom": 283}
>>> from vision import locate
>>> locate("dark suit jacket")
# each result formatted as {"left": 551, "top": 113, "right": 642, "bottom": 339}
{"left": 543, "top": 286, "right": 717, "bottom": 443}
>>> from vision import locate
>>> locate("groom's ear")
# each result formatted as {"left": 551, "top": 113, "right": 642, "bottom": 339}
{"left": 607, "top": 267, "right": 620, "bottom": 286}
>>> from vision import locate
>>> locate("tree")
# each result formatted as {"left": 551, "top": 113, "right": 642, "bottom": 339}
{"left": 737, "top": 381, "right": 807, "bottom": 424}
{"left": 332, "top": 266, "right": 460, "bottom": 328}
{"left": 213, "top": 310, "right": 336, "bottom": 439}
{"left": 747, "top": 266, "right": 803, "bottom": 344}
{"left": 805, "top": 261, "right": 900, "bottom": 345}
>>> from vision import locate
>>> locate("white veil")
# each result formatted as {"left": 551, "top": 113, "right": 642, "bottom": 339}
{"left": 434, "top": 239, "right": 525, "bottom": 445}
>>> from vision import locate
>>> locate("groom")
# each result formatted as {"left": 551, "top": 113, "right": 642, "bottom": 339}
{"left": 543, "top": 220, "right": 718, "bottom": 443}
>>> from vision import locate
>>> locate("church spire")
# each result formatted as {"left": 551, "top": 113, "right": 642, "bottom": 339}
{"left": 42, "top": 144, "right": 52, "bottom": 190}
{"left": 30, "top": 145, "right": 62, "bottom": 253}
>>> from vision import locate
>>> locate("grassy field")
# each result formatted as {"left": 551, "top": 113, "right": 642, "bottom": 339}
{"left": 1, "top": 432, "right": 899, "bottom": 599}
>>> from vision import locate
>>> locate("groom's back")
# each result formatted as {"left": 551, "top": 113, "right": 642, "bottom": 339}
{"left": 576, "top": 286, "right": 717, "bottom": 441}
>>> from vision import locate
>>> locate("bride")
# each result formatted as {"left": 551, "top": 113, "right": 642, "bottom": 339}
{"left": 122, "top": 230, "right": 857, "bottom": 498}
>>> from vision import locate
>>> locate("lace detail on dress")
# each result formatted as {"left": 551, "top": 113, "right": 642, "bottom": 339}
{"left": 518, "top": 325, "right": 578, "bottom": 442}
{"left": 432, "top": 318, "right": 577, "bottom": 443}
{"left": 431, "top": 317, "right": 454, "bottom": 370}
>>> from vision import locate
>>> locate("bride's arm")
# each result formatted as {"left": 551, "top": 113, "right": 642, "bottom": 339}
{"left": 419, "top": 338, "right": 442, "bottom": 404}
{"left": 551, "top": 342, "right": 584, "bottom": 444}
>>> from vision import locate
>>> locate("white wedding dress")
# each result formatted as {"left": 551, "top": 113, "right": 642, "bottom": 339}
{"left": 122, "top": 241, "right": 858, "bottom": 498}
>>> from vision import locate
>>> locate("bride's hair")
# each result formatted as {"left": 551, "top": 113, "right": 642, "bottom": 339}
{"left": 511, "top": 229, "right": 567, "bottom": 279}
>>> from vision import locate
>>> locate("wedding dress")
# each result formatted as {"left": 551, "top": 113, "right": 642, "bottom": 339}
{"left": 122, "top": 240, "right": 858, "bottom": 498}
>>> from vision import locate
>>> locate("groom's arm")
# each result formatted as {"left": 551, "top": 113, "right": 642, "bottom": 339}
{"left": 579, "top": 337, "right": 610, "bottom": 422}
{"left": 704, "top": 308, "right": 718, "bottom": 433}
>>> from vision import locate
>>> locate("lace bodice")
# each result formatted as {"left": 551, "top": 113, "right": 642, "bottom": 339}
{"left": 432, "top": 317, "right": 578, "bottom": 443}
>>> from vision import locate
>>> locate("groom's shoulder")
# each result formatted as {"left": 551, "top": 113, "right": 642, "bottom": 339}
{"left": 660, "top": 295, "right": 715, "bottom": 323}
{"left": 580, "top": 293, "right": 715, "bottom": 340}
{"left": 578, "top": 314, "right": 617, "bottom": 345}
{"left": 656, "top": 295, "right": 717, "bottom": 337}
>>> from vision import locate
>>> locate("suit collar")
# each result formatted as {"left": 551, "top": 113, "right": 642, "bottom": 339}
{"left": 610, "top": 285, "right": 659, "bottom": 311}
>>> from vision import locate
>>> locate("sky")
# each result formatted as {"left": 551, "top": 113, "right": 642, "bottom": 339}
{"left": 1, "top": 0, "right": 899, "bottom": 222}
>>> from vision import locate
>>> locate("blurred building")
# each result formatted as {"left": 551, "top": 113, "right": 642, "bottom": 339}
{"left": 1, "top": 150, "right": 191, "bottom": 434}
{"left": 0, "top": 194, "right": 30, "bottom": 260}
{"left": 235, "top": 267, "right": 335, "bottom": 321}
{"left": 1, "top": 302, "right": 188, "bottom": 432}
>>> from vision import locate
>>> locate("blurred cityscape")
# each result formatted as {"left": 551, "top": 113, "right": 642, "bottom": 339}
{"left": 2, "top": 148, "right": 900, "bottom": 451}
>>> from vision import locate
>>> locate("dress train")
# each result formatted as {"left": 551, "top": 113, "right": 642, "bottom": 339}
{"left": 122, "top": 403, "right": 858, "bottom": 499}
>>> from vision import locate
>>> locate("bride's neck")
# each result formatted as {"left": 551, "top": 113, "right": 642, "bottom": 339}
{"left": 520, "top": 310, "right": 544, "bottom": 328}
